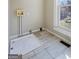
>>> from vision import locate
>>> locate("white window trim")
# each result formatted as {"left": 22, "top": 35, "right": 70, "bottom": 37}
{"left": 53, "top": 0, "right": 71, "bottom": 37}
{"left": 59, "top": 3, "right": 71, "bottom": 31}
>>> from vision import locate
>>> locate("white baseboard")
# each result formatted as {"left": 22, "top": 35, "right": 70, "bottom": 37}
{"left": 9, "top": 29, "right": 42, "bottom": 40}
{"left": 42, "top": 28, "right": 47, "bottom": 31}
{"left": 9, "top": 28, "right": 46, "bottom": 40}
{"left": 9, "top": 32, "right": 29, "bottom": 40}
{"left": 9, "top": 35, "right": 18, "bottom": 40}
{"left": 45, "top": 28, "right": 71, "bottom": 44}
{"left": 32, "top": 29, "right": 40, "bottom": 33}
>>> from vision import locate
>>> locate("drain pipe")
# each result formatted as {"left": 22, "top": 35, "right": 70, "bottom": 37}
{"left": 19, "top": 16, "right": 22, "bottom": 37}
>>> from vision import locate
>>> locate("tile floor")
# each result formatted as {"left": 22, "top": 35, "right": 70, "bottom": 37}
{"left": 25, "top": 31, "right": 71, "bottom": 59}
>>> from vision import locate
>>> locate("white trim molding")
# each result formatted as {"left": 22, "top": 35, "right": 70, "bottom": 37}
{"left": 45, "top": 28, "right": 71, "bottom": 44}
{"left": 9, "top": 28, "right": 45, "bottom": 40}
{"left": 9, "top": 29, "right": 40, "bottom": 40}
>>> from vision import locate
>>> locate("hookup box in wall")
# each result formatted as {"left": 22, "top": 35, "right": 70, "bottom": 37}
{"left": 16, "top": 8, "right": 24, "bottom": 16}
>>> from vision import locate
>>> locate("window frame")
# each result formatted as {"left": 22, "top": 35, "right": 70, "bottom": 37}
{"left": 54, "top": 0, "right": 71, "bottom": 31}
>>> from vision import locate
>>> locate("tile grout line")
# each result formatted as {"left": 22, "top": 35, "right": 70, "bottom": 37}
{"left": 55, "top": 47, "right": 68, "bottom": 59}
{"left": 33, "top": 31, "right": 70, "bottom": 59}
{"left": 45, "top": 48, "right": 55, "bottom": 59}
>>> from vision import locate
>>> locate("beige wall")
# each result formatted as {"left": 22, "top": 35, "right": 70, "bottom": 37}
{"left": 44, "top": 0, "right": 58, "bottom": 30}
{"left": 44, "top": 0, "right": 54, "bottom": 31}
{"left": 9, "top": 0, "right": 44, "bottom": 37}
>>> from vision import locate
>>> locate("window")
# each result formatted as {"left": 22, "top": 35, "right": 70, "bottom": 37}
{"left": 58, "top": 0, "right": 71, "bottom": 30}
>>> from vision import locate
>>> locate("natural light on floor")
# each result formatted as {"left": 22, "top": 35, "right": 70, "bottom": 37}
{"left": 65, "top": 55, "right": 70, "bottom": 59}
